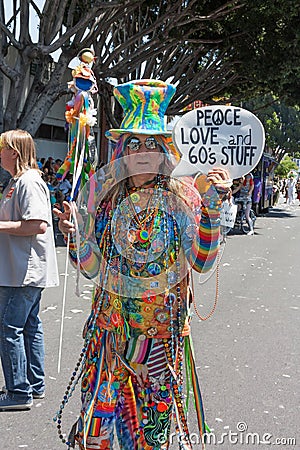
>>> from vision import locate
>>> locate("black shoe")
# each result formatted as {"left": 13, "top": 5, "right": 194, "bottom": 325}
{"left": 1, "top": 386, "right": 44, "bottom": 400}
{"left": 0, "top": 392, "right": 33, "bottom": 411}
{"left": 33, "top": 391, "right": 45, "bottom": 399}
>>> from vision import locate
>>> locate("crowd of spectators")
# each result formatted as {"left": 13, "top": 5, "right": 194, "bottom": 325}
{"left": 37, "top": 157, "right": 72, "bottom": 206}
{"left": 36, "top": 157, "right": 73, "bottom": 245}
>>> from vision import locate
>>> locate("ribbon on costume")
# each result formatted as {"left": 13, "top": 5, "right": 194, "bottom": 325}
{"left": 184, "top": 334, "right": 207, "bottom": 450}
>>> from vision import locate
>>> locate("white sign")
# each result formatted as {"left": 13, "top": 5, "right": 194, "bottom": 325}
{"left": 172, "top": 106, "right": 265, "bottom": 179}
{"left": 220, "top": 201, "right": 237, "bottom": 228}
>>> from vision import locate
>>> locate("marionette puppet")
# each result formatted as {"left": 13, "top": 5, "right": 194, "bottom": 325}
{"left": 56, "top": 48, "right": 98, "bottom": 201}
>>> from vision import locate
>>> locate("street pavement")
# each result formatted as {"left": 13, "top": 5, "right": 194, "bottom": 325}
{"left": 1, "top": 198, "right": 299, "bottom": 450}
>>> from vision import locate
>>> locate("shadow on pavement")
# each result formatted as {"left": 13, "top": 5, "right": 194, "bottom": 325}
{"left": 260, "top": 206, "right": 298, "bottom": 219}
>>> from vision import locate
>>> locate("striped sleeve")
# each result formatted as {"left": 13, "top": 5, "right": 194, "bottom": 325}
{"left": 68, "top": 234, "right": 101, "bottom": 280}
{"left": 67, "top": 202, "right": 109, "bottom": 279}
{"left": 186, "top": 206, "right": 220, "bottom": 273}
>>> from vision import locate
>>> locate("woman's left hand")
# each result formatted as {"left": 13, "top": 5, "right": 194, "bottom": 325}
{"left": 194, "top": 168, "right": 232, "bottom": 196}
{"left": 206, "top": 167, "right": 232, "bottom": 193}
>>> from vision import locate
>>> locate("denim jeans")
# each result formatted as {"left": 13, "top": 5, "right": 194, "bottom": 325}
{"left": 0, "top": 286, "right": 45, "bottom": 401}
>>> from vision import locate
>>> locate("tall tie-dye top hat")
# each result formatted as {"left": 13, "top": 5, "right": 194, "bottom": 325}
{"left": 105, "top": 79, "right": 180, "bottom": 162}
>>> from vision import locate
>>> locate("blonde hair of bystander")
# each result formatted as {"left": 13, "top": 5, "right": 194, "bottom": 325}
{"left": 0, "top": 129, "right": 39, "bottom": 177}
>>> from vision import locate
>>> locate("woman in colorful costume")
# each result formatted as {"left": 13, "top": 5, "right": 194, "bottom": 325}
{"left": 54, "top": 80, "right": 231, "bottom": 450}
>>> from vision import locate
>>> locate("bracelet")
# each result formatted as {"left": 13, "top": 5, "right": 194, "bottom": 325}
{"left": 201, "top": 195, "right": 222, "bottom": 211}
{"left": 200, "top": 187, "right": 222, "bottom": 211}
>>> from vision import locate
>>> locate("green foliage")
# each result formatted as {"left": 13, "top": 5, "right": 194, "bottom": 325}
{"left": 241, "top": 96, "right": 300, "bottom": 158}
{"left": 164, "top": 0, "right": 300, "bottom": 106}
{"left": 275, "top": 155, "right": 298, "bottom": 178}
{"left": 215, "top": 0, "right": 300, "bottom": 105}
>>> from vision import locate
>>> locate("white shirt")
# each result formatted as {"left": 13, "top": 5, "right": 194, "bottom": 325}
{"left": 0, "top": 169, "right": 59, "bottom": 287}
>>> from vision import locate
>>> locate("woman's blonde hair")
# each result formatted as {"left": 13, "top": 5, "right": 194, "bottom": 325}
{"left": 0, "top": 129, "right": 39, "bottom": 177}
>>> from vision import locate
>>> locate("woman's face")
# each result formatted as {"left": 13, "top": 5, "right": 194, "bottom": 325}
{"left": 0, "top": 143, "right": 18, "bottom": 175}
{"left": 124, "top": 134, "right": 163, "bottom": 177}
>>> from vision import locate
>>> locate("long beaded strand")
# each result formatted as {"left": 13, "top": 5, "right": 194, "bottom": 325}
{"left": 165, "top": 186, "right": 191, "bottom": 448}
{"left": 53, "top": 210, "right": 115, "bottom": 446}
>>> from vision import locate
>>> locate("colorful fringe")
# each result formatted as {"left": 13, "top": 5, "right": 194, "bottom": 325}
{"left": 57, "top": 89, "right": 96, "bottom": 201}
{"left": 185, "top": 335, "right": 206, "bottom": 449}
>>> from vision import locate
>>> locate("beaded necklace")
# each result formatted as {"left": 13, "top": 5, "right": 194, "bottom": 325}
{"left": 125, "top": 191, "right": 158, "bottom": 251}
{"left": 159, "top": 186, "right": 190, "bottom": 447}
{"left": 125, "top": 178, "right": 161, "bottom": 245}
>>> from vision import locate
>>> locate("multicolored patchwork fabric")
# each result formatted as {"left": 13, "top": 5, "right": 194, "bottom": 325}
{"left": 69, "top": 183, "right": 219, "bottom": 340}
{"left": 76, "top": 331, "right": 175, "bottom": 450}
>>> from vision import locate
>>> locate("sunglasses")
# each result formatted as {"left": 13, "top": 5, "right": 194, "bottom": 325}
{"left": 127, "top": 137, "right": 159, "bottom": 152}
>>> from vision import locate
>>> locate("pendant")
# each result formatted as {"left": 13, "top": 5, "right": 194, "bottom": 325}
{"left": 147, "top": 262, "right": 161, "bottom": 276}
{"left": 142, "top": 290, "right": 156, "bottom": 303}
{"left": 167, "top": 271, "right": 177, "bottom": 283}
{"left": 130, "top": 192, "right": 140, "bottom": 203}
{"left": 170, "top": 249, "right": 176, "bottom": 263}
{"left": 151, "top": 239, "right": 164, "bottom": 253}
{"left": 136, "top": 229, "right": 149, "bottom": 242}
{"left": 164, "top": 292, "right": 176, "bottom": 308}
{"left": 147, "top": 326, "right": 158, "bottom": 336}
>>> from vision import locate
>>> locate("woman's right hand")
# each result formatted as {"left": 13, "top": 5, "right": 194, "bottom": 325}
{"left": 53, "top": 201, "right": 75, "bottom": 235}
